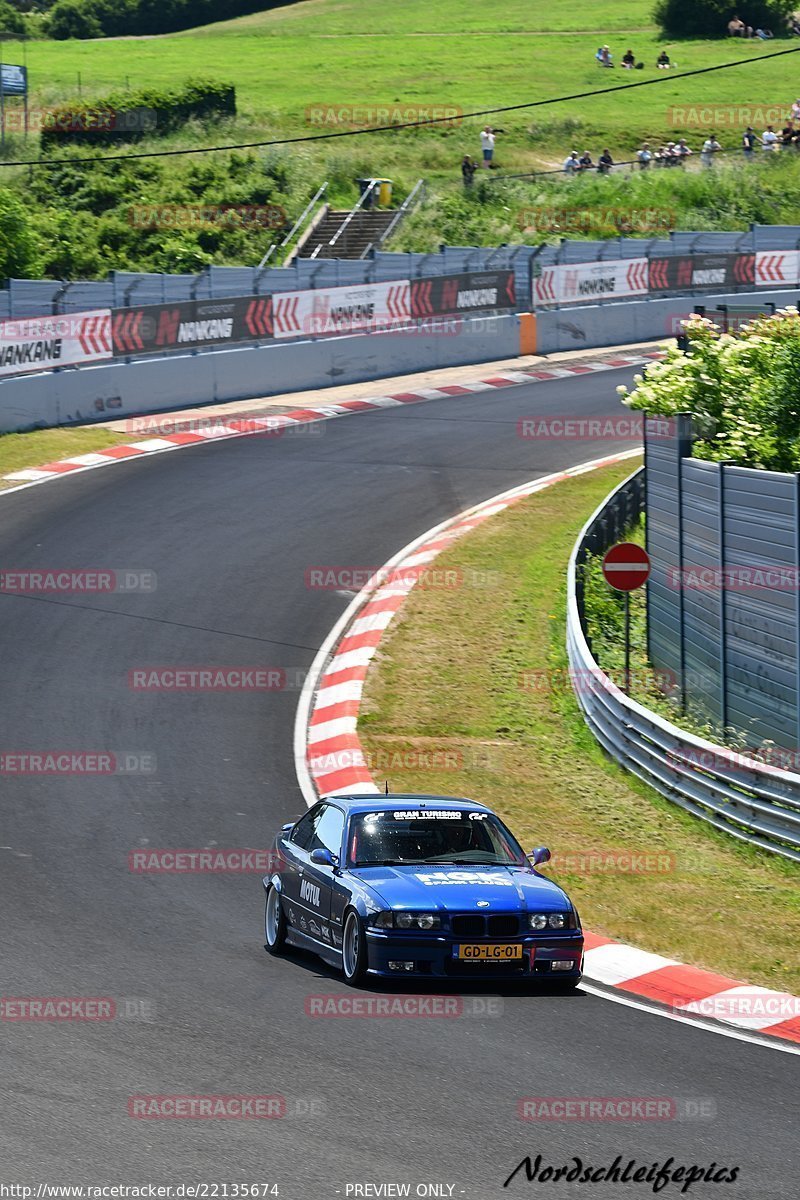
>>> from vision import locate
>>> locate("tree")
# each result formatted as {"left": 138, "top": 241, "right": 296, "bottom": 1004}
{"left": 47, "top": 0, "right": 102, "bottom": 38}
{"left": 654, "top": 0, "right": 795, "bottom": 37}
{"left": 0, "top": 187, "right": 42, "bottom": 277}
{"left": 0, "top": 0, "right": 26, "bottom": 34}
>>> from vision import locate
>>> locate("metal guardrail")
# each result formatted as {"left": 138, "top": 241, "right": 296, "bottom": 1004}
{"left": 567, "top": 466, "right": 800, "bottom": 862}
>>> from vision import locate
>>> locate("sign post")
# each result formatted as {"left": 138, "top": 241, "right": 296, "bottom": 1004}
{"left": 601, "top": 542, "right": 652, "bottom": 694}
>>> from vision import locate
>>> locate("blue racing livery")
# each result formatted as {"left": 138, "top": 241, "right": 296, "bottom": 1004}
{"left": 262, "top": 794, "right": 584, "bottom": 986}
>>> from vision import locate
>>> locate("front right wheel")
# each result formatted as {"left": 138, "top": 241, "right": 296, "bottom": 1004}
{"left": 341, "top": 909, "right": 367, "bottom": 985}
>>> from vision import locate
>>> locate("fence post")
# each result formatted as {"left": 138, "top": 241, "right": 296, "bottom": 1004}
{"left": 719, "top": 462, "right": 728, "bottom": 732}
{"left": 795, "top": 473, "right": 800, "bottom": 754}
{"left": 675, "top": 412, "right": 693, "bottom": 713}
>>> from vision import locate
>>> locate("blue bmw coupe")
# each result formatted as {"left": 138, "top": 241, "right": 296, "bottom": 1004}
{"left": 263, "top": 794, "right": 584, "bottom": 986}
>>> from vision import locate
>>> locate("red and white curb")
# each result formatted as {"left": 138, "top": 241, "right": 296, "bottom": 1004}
{"left": 2, "top": 350, "right": 662, "bottom": 491}
{"left": 293, "top": 451, "right": 800, "bottom": 1051}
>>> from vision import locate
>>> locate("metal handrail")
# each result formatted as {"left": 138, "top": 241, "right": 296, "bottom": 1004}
{"left": 327, "top": 180, "right": 379, "bottom": 253}
{"left": 258, "top": 182, "right": 328, "bottom": 269}
{"left": 360, "top": 178, "right": 426, "bottom": 259}
{"left": 566, "top": 466, "right": 800, "bottom": 862}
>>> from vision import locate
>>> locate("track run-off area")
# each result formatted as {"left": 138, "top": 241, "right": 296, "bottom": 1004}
{"left": 1, "top": 367, "right": 797, "bottom": 1197}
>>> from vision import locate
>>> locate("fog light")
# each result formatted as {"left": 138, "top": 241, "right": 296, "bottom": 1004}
{"left": 551, "top": 960, "right": 576, "bottom": 972}
{"left": 388, "top": 961, "right": 415, "bottom": 972}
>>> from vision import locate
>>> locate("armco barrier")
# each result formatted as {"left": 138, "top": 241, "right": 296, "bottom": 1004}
{"left": 567, "top": 468, "right": 800, "bottom": 862}
{"left": 0, "top": 313, "right": 520, "bottom": 433}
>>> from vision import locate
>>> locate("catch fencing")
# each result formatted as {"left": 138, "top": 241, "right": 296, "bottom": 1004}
{"left": 568, "top": 466, "right": 800, "bottom": 861}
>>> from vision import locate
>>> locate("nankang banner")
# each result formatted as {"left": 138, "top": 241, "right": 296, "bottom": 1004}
{"left": 410, "top": 270, "right": 516, "bottom": 318}
{"left": 648, "top": 253, "right": 755, "bottom": 293}
{"left": 112, "top": 297, "right": 269, "bottom": 356}
{"left": 534, "top": 259, "right": 649, "bottom": 307}
{"left": 270, "top": 281, "right": 410, "bottom": 339}
{"left": 0, "top": 310, "right": 111, "bottom": 378}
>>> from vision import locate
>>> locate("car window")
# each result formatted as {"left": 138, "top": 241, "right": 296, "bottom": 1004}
{"left": 289, "top": 806, "right": 322, "bottom": 850}
{"left": 308, "top": 805, "right": 345, "bottom": 857}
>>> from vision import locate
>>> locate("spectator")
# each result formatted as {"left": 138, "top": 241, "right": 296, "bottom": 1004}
{"left": 742, "top": 125, "right": 758, "bottom": 157}
{"left": 790, "top": 15, "right": 800, "bottom": 35}
{"left": 701, "top": 135, "right": 722, "bottom": 166}
{"left": 781, "top": 120, "right": 795, "bottom": 148}
{"left": 728, "top": 15, "right": 745, "bottom": 34}
{"left": 676, "top": 138, "right": 693, "bottom": 163}
{"left": 637, "top": 142, "right": 652, "bottom": 168}
{"left": 654, "top": 144, "right": 668, "bottom": 167}
{"left": 597, "top": 45, "right": 614, "bottom": 66}
{"left": 563, "top": 150, "right": 581, "bottom": 174}
{"left": 755, "top": 27, "right": 773, "bottom": 38}
{"left": 745, "top": 24, "right": 754, "bottom": 36}
{"left": 792, "top": 98, "right": 800, "bottom": 121}
{"left": 657, "top": 49, "right": 671, "bottom": 68}
{"left": 762, "top": 124, "right": 779, "bottom": 150}
{"left": 664, "top": 140, "right": 679, "bottom": 164}
{"left": 578, "top": 149, "right": 595, "bottom": 170}
{"left": 622, "top": 48, "right": 635, "bottom": 68}
{"left": 597, "top": 147, "right": 614, "bottom": 173}
{"left": 480, "top": 125, "right": 495, "bottom": 168}
{"left": 461, "top": 155, "right": 477, "bottom": 187}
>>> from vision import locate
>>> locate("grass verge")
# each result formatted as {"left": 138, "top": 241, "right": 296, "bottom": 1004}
{"left": 0, "top": 426, "right": 131, "bottom": 490}
{"left": 360, "top": 458, "right": 800, "bottom": 992}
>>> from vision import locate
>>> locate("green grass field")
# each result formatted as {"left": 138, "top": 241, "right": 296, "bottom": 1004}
{"left": 359, "top": 460, "right": 800, "bottom": 991}
{"left": 11, "top": 1, "right": 800, "bottom": 170}
{"left": 1, "top": 0, "right": 800, "bottom": 274}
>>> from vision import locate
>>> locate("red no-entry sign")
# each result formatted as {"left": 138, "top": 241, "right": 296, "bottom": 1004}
{"left": 602, "top": 542, "right": 651, "bottom": 592}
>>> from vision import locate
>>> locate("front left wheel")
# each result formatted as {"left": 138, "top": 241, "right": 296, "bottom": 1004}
{"left": 341, "top": 909, "right": 367, "bottom": 985}
{"left": 264, "top": 885, "right": 287, "bottom": 954}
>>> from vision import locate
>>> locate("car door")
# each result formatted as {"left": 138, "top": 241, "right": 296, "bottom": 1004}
{"left": 302, "top": 803, "right": 345, "bottom": 947}
{"left": 281, "top": 804, "right": 323, "bottom": 928}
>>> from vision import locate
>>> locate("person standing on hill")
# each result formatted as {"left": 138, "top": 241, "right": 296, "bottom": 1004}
{"left": 742, "top": 126, "right": 757, "bottom": 157}
{"left": 597, "top": 147, "right": 614, "bottom": 173}
{"left": 480, "top": 126, "right": 496, "bottom": 168}
{"left": 461, "top": 155, "right": 477, "bottom": 187}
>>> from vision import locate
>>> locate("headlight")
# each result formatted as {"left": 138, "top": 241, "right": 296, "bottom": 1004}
{"left": 373, "top": 912, "right": 442, "bottom": 930}
{"left": 529, "top": 912, "right": 570, "bottom": 930}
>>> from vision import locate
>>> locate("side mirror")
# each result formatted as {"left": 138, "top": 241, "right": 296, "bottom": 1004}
{"left": 310, "top": 847, "right": 336, "bottom": 867}
{"left": 528, "top": 846, "right": 551, "bottom": 867}
{"left": 281, "top": 822, "right": 294, "bottom": 832}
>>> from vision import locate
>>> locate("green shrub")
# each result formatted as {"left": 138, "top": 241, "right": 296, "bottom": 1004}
{"left": 653, "top": 0, "right": 794, "bottom": 38}
{"left": 47, "top": 0, "right": 299, "bottom": 39}
{"left": 40, "top": 79, "right": 235, "bottom": 148}
{"left": 0, "top": 0, "right": 26, "bottom": 34}
{"left": 619, "top": 309, "right": 800, "bottom": 470}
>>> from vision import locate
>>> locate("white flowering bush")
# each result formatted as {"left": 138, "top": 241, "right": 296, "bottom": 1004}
{"left": 617, "top": 308, "right": 800, "bottom": 471}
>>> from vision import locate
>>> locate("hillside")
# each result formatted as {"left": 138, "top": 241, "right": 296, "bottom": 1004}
{"left": 1, "top": 0, "right": 799, "bottom": 277}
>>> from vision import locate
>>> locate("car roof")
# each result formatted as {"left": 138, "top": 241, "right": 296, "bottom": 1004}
{"left": 320, "top": 793, "right": 492, "bottom": 816}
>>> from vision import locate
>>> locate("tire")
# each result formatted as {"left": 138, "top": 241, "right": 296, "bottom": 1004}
{"left": 264, "top": 884, "right": 287, "bottom": 955}
{"left": 341, "top": 909, "right": 367, "bottom": 985}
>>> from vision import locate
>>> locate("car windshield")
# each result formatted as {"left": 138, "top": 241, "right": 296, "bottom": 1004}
{"left": 347, "top": 808, "right": 526, "bottom": 868}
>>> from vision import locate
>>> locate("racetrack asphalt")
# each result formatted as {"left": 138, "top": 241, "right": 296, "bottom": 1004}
{"left": 1, "top": 368, "right": 797, "bottom": 1198}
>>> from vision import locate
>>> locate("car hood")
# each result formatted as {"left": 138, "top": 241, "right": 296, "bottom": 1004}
{"left": 348, "top": 863, "right": 571, "bottom": 912}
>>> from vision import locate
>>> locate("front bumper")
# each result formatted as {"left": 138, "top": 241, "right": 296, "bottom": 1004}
{"left": 364, "top": 929, "right": 584, "bottom": 980}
